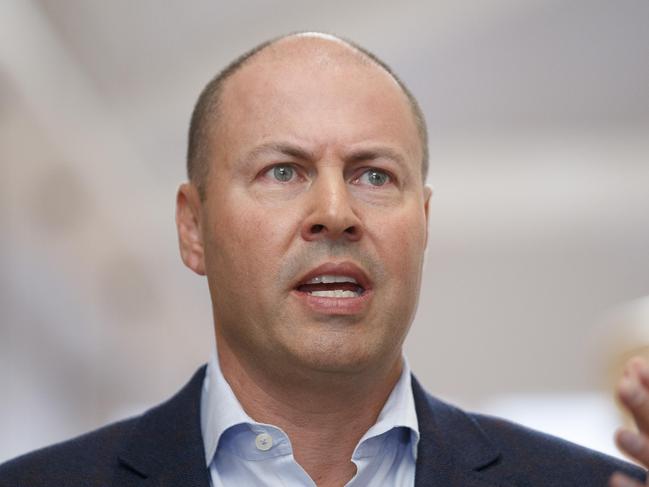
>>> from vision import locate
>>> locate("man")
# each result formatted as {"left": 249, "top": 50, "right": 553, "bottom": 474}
{"left": 0, "top": 32, "right": 646, "bottom": 486}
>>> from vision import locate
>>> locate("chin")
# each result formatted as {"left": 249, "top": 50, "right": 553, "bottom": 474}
{"left": 288, "top": 340, "right": 380, "bottom": 375}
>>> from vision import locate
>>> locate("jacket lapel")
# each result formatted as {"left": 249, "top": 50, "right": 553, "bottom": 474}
{"left": 412, "top": 375, "right": 504, "bottom": 487}
{"left": 114, "top": 366, "right": 211, "bottom": 487}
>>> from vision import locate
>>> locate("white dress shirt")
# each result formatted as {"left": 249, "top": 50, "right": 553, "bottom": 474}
{"left": 200, "top": 352, "right": 420, "bottom": 486}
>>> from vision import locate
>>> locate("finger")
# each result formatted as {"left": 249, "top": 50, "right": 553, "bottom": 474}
{"left": 609, "top": 471, "right": 645, "bottom": 487}
{"left": 617, "top": 374, "right": 649, "bottom": 434}
{"left": 632, "top": 358, "right": 649, "bottom": 392}
{"left": 623, "top": 357, "right": 649, "bottom": 392}
{"left": 624, "top": 357, "right": 646, "bottom": 376}
{"left": 615, "top": 428, "right": 649, "bottom": 467}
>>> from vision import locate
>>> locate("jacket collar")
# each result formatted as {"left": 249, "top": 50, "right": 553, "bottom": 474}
{"left": 412, "top": 375, "right": 502, "bottom": 486}
{"left": 116, "top": 366, "right": 211, "bottom": 487}
{"left": 115, "top": 366, "right": 502, "bottom": 486}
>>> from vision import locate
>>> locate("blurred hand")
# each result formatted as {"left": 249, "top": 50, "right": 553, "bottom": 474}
{"left": 610, "top": 357, "right": 649, "bottom": 487}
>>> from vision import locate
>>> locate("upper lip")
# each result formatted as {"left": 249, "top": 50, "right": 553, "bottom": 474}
{"left": 294, "top": 261, "right": 372, "bottom": 291}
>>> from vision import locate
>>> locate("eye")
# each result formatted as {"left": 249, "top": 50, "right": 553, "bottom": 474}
{"left": 355, "top": 168, "right": 391, "bottom": 187}
{"left": 265, "top": 164, "right": 296, "bottom": 182}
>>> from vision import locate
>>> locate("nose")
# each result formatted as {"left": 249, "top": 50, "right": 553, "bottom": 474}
{"left": 300, "top": 170, "right": 363, "bottom": 242}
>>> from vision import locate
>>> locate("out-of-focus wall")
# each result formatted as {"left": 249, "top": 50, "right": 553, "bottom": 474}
{"left": 1, "top": 0, "right": 648, "bottom": 461}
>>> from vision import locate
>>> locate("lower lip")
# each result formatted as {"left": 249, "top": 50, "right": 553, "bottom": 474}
{"left": 290, "top": 289, "right": 373, "bottom": 315}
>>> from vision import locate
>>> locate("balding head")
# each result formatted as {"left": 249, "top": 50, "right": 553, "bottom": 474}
{"left": 187, "top": 32, "right": 428, "bottom": 199}
{"left": 176, "top": 31, "right": 432, "bottom": 385}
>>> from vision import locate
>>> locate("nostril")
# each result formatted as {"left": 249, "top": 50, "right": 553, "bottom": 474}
{"left": 304, "top": 223, "right": 361, "bottom": 241}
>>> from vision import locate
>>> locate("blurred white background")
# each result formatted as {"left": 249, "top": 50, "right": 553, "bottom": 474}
{"left": 1, "top": 0, "right": 648, "bottom": 462}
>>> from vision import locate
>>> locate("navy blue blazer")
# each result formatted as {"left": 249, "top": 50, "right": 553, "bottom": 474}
{"left": 0, "top": 366, "right": 645, "bottom": 486}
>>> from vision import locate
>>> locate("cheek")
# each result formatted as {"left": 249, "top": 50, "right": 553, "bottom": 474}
{"left": 215, "top": 205, "right": 299, "bottom": 272}
{"left": 368, "top": 211, "right": 427, "bottom": 310}
{"left": 373, "top": 210, "right": 427, "bottom": 271}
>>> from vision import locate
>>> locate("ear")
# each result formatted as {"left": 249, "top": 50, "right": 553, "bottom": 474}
{"left": 423, "top": 184, "right": 433, "bottom": 248}
{"left": 176, "top": 182, "right": 206, "bottom": 275}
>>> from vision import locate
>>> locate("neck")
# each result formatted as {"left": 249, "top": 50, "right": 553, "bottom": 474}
{"left": 216, "top": 340, "right": 403, "bottom": 486}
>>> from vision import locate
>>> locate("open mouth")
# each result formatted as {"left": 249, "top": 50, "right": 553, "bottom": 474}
{"left": 296, "top": 275, "right": 365, "bottom": 298}
{"left": 293, "top": 262, "right": 372, "bottom": 301}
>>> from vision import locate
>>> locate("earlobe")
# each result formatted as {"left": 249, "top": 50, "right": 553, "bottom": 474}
{"left": 176, "top": 183, "right": 206, "bottom": 276}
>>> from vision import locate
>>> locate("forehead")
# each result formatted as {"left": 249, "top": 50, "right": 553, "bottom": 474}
{"left": 214, "top": 38, "right": 422, "bottom": 163}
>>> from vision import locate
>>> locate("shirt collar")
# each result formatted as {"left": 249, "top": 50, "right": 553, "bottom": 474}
{"left": 352, "top": 356, "right": 420, "bottom": 459}
{"left": 200, "top": 351, "right": 420, "bottom": 466}
{"left": 200, "top": 352, "right": 255, "bottom": 465}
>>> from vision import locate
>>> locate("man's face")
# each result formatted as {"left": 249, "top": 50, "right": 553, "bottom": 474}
{"left": 184, "top": 40, "right": 431, "bottom": 377}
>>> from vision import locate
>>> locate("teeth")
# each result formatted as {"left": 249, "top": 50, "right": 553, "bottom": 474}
{"left": 310, "top": 290, "right": 359, "bottom": 298}
{"left": 306, "top": 275, "right": 358, "bottom": 284}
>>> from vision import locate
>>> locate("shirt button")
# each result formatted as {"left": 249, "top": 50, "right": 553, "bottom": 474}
{"left": 255, "top": 432, "right": 273, "bottom": 451}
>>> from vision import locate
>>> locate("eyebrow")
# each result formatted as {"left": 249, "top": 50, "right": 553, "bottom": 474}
{"left": 345, "top": 147, "right": 407, "bottom": 168}
{"left": 241, "top": 141, "right": 409, "bottom": 171}
{"left": 242, "top": 142, "right": 316, "bottom": 164}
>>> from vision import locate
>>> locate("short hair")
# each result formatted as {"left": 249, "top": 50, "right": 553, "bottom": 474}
{"left": 187, "top": 33, "right": 428, "bottom": 199}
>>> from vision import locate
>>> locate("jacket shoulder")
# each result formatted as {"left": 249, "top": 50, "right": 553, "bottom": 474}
{"left": 471, "top": 412, "right": 646, "bottom": 485}
{"left": 411, "top": 376, "right": 646, "bottom": 486}
{"left": 0, "top": 366, "right": 208, "bottom": 487}
{"left": 0, "top": 417, "right": 137, "bottom": 487}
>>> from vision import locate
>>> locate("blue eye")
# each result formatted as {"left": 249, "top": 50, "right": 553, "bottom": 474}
{"left": 271, "top": 165, "right": 295, "bottom": 182}
{"left": 359, "top": 169, "right": 390, "bottom": 186}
